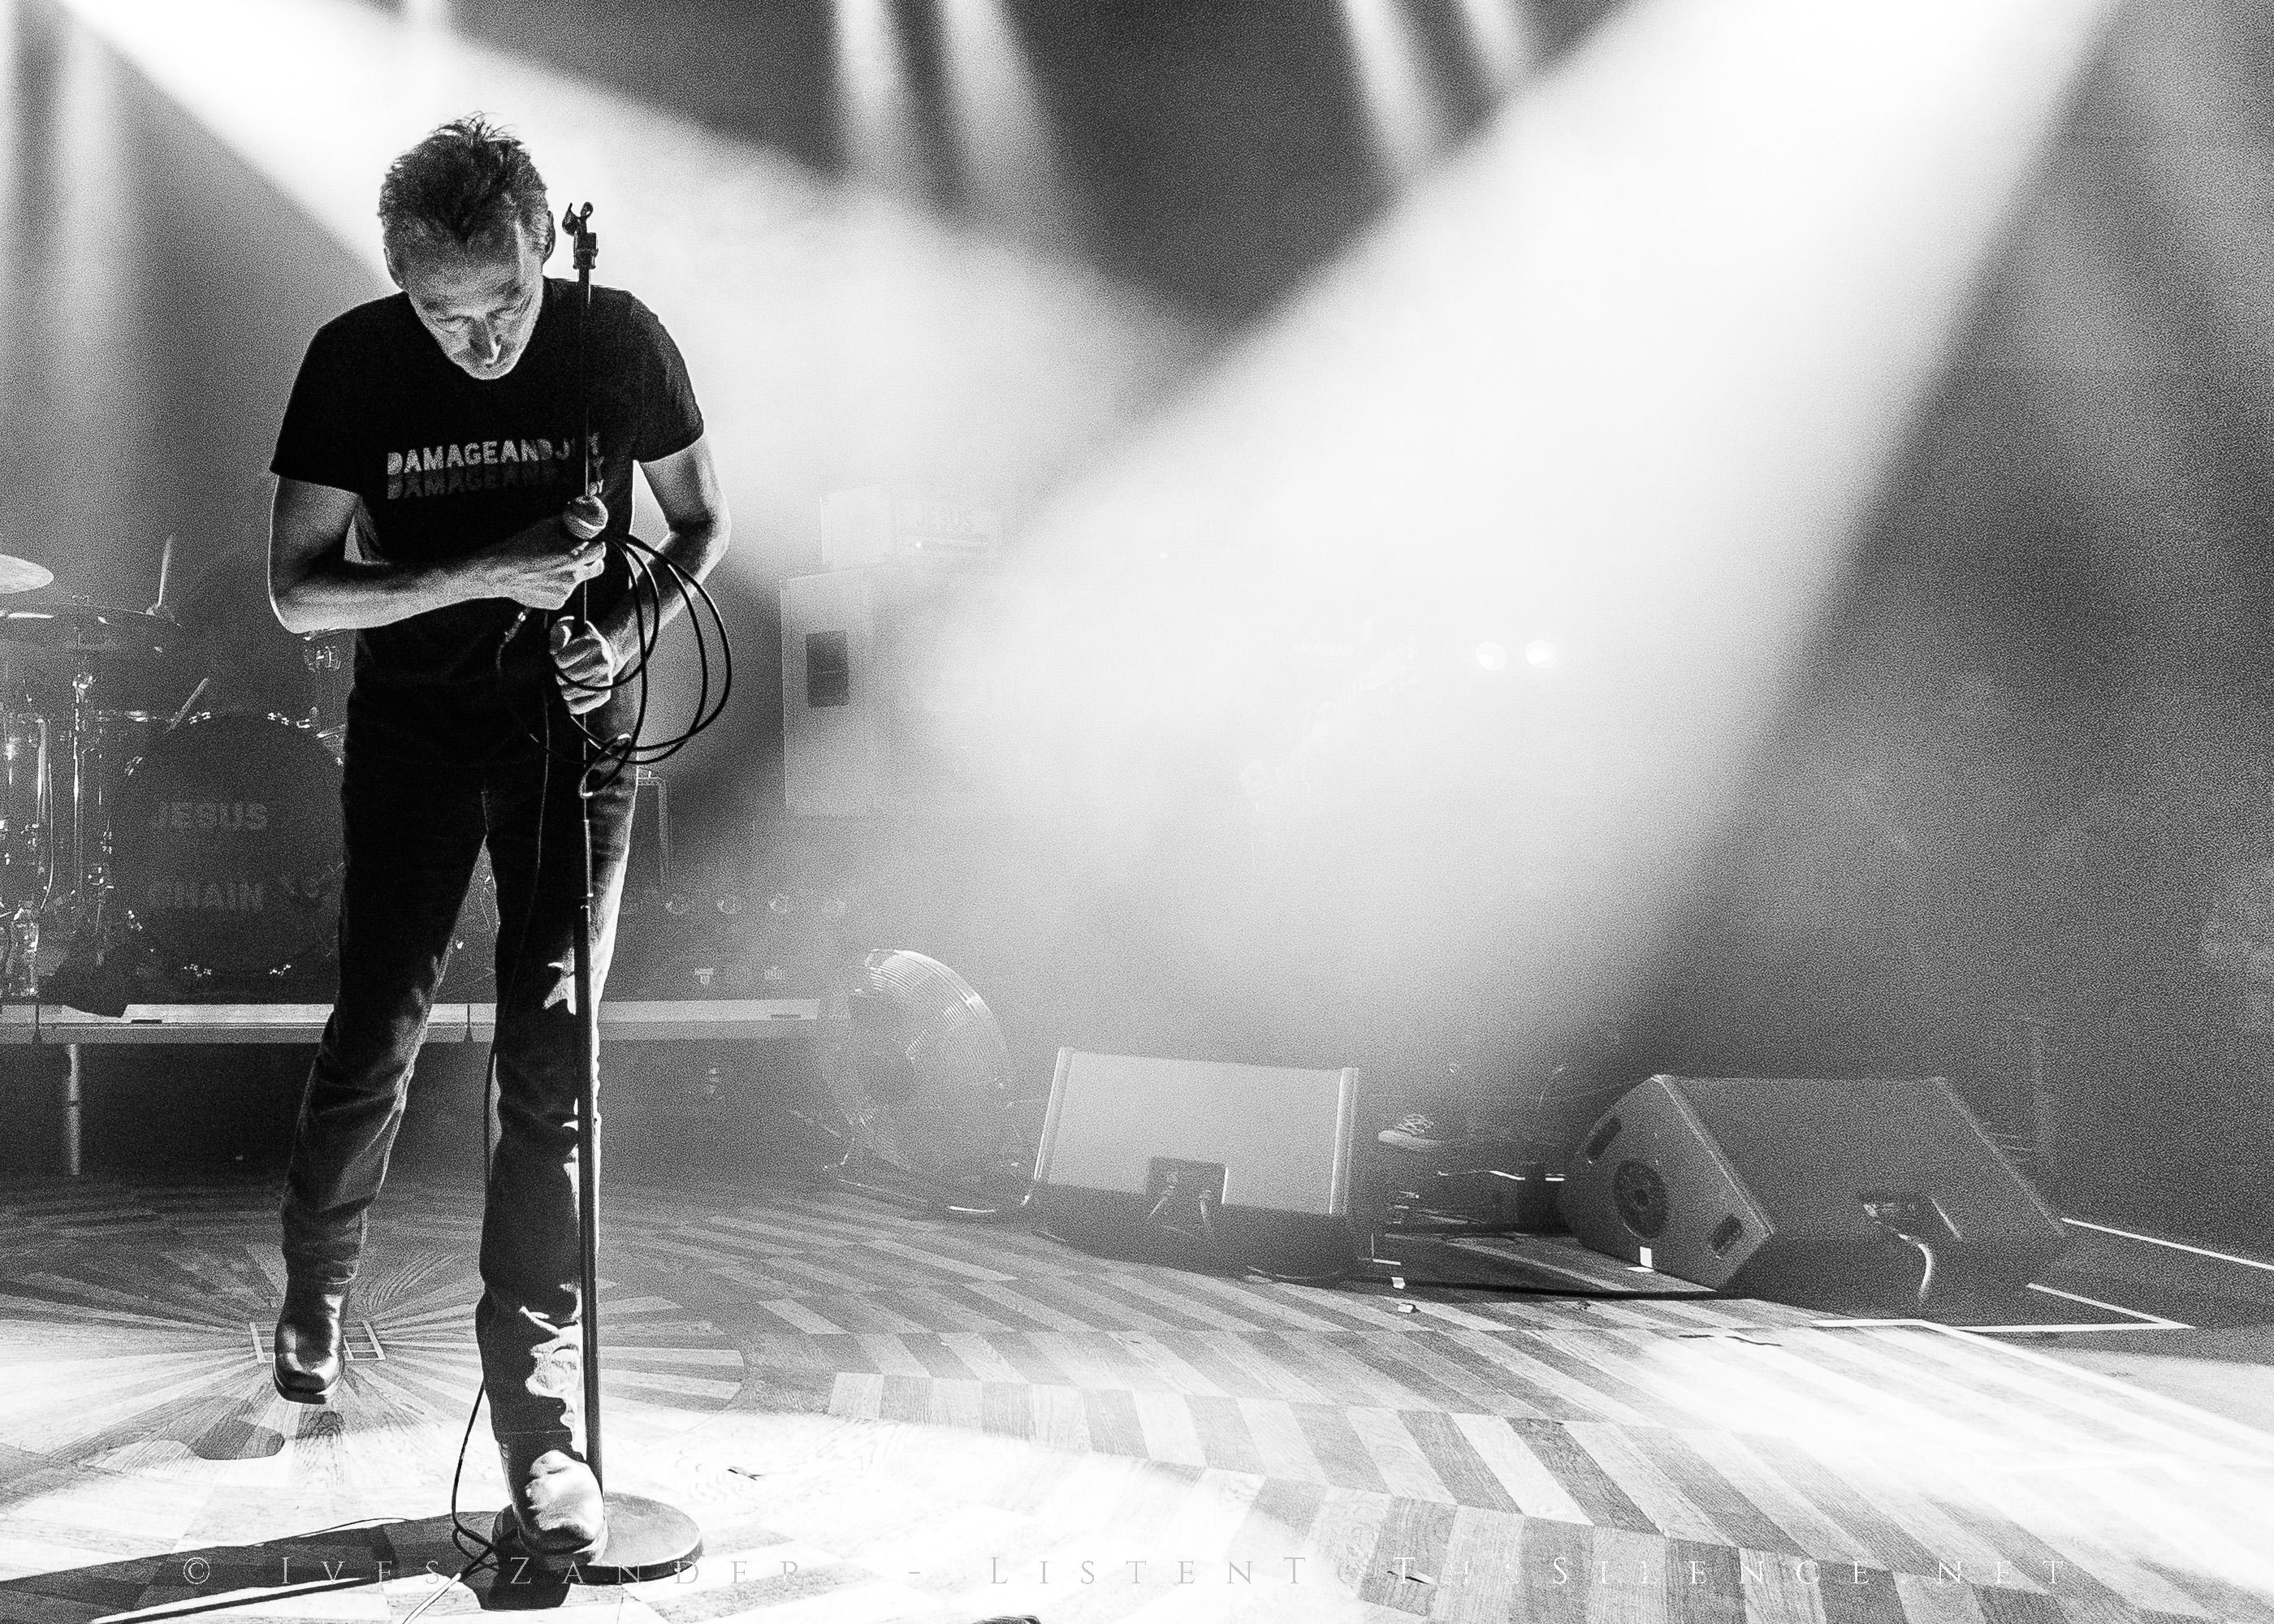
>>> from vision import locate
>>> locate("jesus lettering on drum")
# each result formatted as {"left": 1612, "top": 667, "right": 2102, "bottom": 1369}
{"left": 261, "top": 115, "right": 728, "bottom": 1570}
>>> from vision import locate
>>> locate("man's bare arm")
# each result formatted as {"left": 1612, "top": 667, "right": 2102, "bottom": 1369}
{"left": 268, "top": 475, "right": 604, "bottom": 635}
{"left": 613, "top": 434, "right": 729, "bottom": 644}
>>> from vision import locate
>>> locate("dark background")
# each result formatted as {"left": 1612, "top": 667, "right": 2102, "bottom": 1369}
{"left": 2, "top": 0, "right": 2270, "bottom": 1247}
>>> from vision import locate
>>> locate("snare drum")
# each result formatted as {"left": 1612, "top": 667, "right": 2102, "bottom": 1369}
{"left": 110, "top": 712, "right": 342, "bottom": 987}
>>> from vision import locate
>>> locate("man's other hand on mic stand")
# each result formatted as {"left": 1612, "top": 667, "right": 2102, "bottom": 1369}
{"left": 544, "top": 490, "right": 616, "bottom": 715}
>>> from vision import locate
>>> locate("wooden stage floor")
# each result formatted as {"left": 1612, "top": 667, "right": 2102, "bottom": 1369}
{"left": 2, "top": 1173, "right": 2270, "bottom": 1623}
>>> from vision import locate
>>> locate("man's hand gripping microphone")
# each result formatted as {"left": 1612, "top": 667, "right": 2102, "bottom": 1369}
{"left": 495, "top": 486, "right": 604, "bottom": 650}
{"left": 549, "top": 491, "right": 620, "bottom": 715}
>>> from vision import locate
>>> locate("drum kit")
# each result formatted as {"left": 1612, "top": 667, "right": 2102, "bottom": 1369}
{"left": 0, "top": 546, "right": 348, "bottom": 1003}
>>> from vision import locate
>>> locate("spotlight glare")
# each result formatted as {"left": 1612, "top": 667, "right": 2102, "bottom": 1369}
{"left": 936, "top": 0, "right": 1063, "bottom": 232}
{"left": 1340, "top": 0, "right": 1446, "bottom": 180}
{"left": 927, "top": 0, "right": 2120, "bottom": 1017}
{"left": 1454, "top": 0, "right": 1533, "bottom": 93}
{"left": 837, "top": 0, "right": 923, "bottom": 194}
{"left": 1474, "top": 641, "right": 1509, "bottom": 671}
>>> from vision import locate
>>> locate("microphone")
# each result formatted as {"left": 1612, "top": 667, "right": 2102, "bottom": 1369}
{"left": 500, "top": 492, "right": 608, "bottom": 653}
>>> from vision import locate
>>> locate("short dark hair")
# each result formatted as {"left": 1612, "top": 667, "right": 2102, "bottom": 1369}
{"left": 378, "top": 114, "right": 554, "bottom": 267}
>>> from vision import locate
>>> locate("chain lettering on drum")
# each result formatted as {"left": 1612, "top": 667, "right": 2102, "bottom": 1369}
{"left": 145, "top": 880, "right": 269, "bottom": 912}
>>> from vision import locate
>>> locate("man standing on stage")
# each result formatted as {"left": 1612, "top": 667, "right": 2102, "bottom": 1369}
{"left": 265, "top": 114, "right": 728, "bottom": 1566}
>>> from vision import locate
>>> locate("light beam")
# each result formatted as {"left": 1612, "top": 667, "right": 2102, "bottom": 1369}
{"left": 932, "top": 0, "right": 2121, "bottom": 1024}
{"left": 1454, "top": 0, "right": 1533, "bottom": 94}
{"left": 48, "top": 0, "right": 1201, "bottom": 791}
{"left": 836, "top": 0, "right": 926, "bottom": 196}
{"left": 936, "top": 0, "right": 1064, "bottom": 235}
{"left": 1340, "top": 0, "right": 1449, "bottom": 182}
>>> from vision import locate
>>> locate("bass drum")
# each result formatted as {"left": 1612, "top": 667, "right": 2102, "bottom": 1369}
{"left": 111, "top": 712, "right": 342, "bottom": 991}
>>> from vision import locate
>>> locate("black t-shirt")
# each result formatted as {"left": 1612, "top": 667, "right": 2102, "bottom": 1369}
{"left": 270, "top": 278, "right": 703, "bottom": 759}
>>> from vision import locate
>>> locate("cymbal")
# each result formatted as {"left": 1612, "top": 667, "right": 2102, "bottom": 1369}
{"left": 0, "top": 555, "right": 53, "bottom": 594}
{"left": 0, "top": 604, "right": 183, "bottom": 660}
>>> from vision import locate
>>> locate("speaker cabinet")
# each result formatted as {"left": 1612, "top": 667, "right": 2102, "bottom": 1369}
{"left": 1562, "top": 1075, "right": 2069, "bottom": 1298}
{"left": 1031, "top": 1049, "right": 1361, "bottom": 1276}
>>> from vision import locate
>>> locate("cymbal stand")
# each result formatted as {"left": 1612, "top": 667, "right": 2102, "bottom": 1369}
{"left": 49, "top": 666, "right": 97, "bottom": 931}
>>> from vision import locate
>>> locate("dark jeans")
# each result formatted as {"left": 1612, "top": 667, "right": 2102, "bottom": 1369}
{"left": 279, "top": 701, "right": 634, "bottom": 1456}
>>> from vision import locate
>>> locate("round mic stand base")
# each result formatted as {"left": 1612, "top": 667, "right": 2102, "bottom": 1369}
{"left": 489, "top": 1495, "right": 704, "bottom": 1585}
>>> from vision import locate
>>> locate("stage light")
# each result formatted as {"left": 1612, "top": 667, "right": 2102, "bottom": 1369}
{"left": 1475, "top": 641, "right": 1509, "bottom": 671}
{"left": 1454, "top": 0, "right": 1533, "bottom": 93}
{"left": 835, "top": 0, "right": 924, "bottom": 195}
{"left": 1340, "top": 0, "right": 1448, "bottom": 181}
{"left": 1524, "top": 641, "right": 1557, "bottom": 668}
{"left": 935, "top": 0, "right": 1063, "bottom": 235}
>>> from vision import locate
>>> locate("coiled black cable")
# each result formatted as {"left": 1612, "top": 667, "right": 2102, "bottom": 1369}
{"left": 494, "top": 524, "right": 733, "bottom": 798}
{"left": 544, "top": 525, "right": 734, "bottom": 787}
{"left": 497, "top": 197, "right": 734, "bottom": 791}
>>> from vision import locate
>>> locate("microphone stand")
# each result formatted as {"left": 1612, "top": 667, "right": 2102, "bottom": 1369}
{"left": 490, "top": 201, "right": 701, "bottom": 1586}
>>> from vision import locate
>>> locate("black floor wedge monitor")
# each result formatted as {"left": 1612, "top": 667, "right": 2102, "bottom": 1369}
{"left": 1562, "top": 1074, "right": 2069, "bottom": 1301}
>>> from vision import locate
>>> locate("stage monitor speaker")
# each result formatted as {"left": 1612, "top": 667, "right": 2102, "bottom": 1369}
{"left": 1562, "top": 1075, "right": 2069, "bottom": 1299}
{"left": 1031, "top": 1049, "right": 1360, "bottom": 1277}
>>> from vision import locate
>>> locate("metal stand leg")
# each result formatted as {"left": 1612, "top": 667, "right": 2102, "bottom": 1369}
{"left": 64, "top": 1042, "right": 81, "bottom": 1177}
{"left": 490, "top": 756, "right": 700, "bottom": 1585}
{"left": 570, "top": 769, "right": 701, "bottom": 1580}
{"left": 576, "top": 779, "right": 604, "bottom": 1488}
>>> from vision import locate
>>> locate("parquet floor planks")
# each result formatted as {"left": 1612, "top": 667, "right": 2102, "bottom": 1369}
{"left": 0, "top": 1174, "right": 2267, "bottom": 1622}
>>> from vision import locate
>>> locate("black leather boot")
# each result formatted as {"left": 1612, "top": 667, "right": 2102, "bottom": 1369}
{"left": 272, "top": 1279, "right": 348, "bottom": 1404}
{"left": 493, "top": 1443, "right": 608, "bottom": 1571}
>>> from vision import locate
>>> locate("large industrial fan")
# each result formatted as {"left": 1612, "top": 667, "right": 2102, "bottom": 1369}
{"left": 819, "top": 948, "right": 1035, "bottom": 1216}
